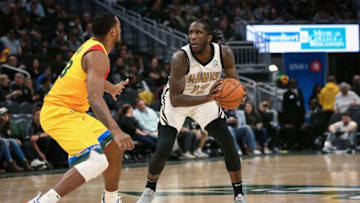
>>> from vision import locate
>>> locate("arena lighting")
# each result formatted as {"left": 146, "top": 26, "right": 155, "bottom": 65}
{"left": 269, "top": 64, "right": 278, "bottom": 72}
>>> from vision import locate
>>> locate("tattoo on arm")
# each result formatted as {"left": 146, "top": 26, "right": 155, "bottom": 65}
{"left": 90, "top": 102, "right": 119, "bottom": 132}
{"left": 85, "top": 51, "right": 122, "bottom": 134}
{"left": 222, "top": 45, "right": 238, "bottom": 79}
{"left": 169, "top": 51, "right": 212, "bottom": 107}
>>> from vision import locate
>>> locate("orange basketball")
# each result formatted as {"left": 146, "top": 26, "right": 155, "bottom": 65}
{"left": 215, "top": 78, "right": 246, "bottom": 109}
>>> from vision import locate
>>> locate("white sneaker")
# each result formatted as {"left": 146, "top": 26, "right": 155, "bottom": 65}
{"left": 252, "top": 149, "right": 261, "bottom": 155}
{"left": 27, "top": 192, "right": 41, "bottom": 203}
{"left": 234, "top": 194, "right": 246, "bottom": 203}
{"left": 238, "top": 150, "right": 242, "bottom": 156}
{"left": 181, "top": 151, "right": 196, "bottom": 159}
{"left": 194, "top": 149, "right": 209, "bottom": 158}
{"left": 30, "top": 159, "right": 46, "bottom": 168}
{"left": 101, "top": 193, "right": 122, "bottom": 203}
{"left": 137, "top": 188, "right": 155, "bottom": 203}
{"left": 264, "top": 147, "right": 272, "bottom": 154}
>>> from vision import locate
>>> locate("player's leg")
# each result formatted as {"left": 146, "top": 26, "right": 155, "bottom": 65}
{"left": 27, "top": 106, "right": 109, "bottom": 203}
{"left": 137, "top": 124, "right": 178, "bottom": 203}
{"left": 192, "top": 101, "right": 245, "bottom": 202}
{"left": 205, "top": 118, "right": 245, "bottom": 202}
{"left": 137, "top": 87, "right": 187, "bottom": 203}
{"left": 85, "top": 114, "right": 124, "bottom": 203}
{"left": 102, "top": 135, "right": 124, "bottom": 203}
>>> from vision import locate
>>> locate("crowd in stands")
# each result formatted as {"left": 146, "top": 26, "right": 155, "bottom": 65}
{"left": 1, "top": 0, "right": 360, "bottom": 175}
{"left": 118, "top": 0, "right": 357, "bottom": 41}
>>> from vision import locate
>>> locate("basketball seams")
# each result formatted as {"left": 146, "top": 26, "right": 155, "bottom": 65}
{"left": 215, "top": 78, "right": 246, "bottom": 109}
{"left": 222, "top": 82, "right": 241, "bottom": 100}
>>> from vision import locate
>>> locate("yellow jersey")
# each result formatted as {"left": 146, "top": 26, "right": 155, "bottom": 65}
{"left": 44, "top": 38, "right": 109, "bottom": 113}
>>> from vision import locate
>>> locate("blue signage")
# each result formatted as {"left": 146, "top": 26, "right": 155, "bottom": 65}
{"left": 301, "top": 28, "right": 346, "bottom": 49}
{"left": 264, "top": 32, "right": 300, "bottom": 42}
{"left": 284, "top": 53, "right": 327, "bottom": 110}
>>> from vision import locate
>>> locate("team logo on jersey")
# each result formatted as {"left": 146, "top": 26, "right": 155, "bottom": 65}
{"left": 213, "top": 60, "right": 218, "bottom": 66}
{"left": 120, "top": 184, "right": 360, "bottom": 200}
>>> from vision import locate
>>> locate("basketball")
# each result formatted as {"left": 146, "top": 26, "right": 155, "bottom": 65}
{"left": 215, "top": 78, "right": 246, "bottom": 109}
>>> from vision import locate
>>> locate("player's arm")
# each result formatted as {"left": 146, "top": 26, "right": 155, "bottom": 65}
{"left": 104, "top": 79, "right": 129, "bottom": 101}
{"left": 221, "top": 45, "right": 238, "bottom": 80}
{"left": 169, "top": 51, "right": 220, "bottom": 107}
{"left": 84, "top": 51, "right": 134, "bottom": 150}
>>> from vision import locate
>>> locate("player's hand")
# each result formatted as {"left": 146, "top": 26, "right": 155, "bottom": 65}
{"left": 114, "top": 132, "right": 134, "bottom": 151}
{"left": 111, "top": 79, "right": 129, "bottom": 101}
{"left": 208, "top": 80, "right": 222, "bottom": 101}
{"left": 238, "top": 84, "right": 247, "bottom": 104}
{"left": 39, "top": 152, "right": 46, "bottom": 161}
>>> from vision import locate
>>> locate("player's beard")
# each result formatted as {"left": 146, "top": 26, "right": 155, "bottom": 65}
{"left": 191, "top": 40, "right": 208, "bottom": 54}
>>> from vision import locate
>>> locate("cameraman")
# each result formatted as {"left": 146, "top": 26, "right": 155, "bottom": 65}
{"left": 323, "top": 112, "right": 357, "bottom": 153}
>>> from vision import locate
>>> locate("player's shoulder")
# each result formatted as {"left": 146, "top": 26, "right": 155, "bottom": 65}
{"left": 220, "top": 44, "right": 233, "bottom": 55}
{"left": 171, "top": 49, "right": 189, "bottom": 64}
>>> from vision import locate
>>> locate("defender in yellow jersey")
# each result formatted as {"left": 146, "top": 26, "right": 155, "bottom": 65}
{"left": 27, "top": 13, "right": 134, "bottom": 203}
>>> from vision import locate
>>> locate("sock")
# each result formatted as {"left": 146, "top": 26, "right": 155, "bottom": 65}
{"left": 103, "top": 189, "right": 119, "bottom": 203}
{"left": 39, "top": 189, "right": 61, "bottom": 202}
{"left": 232, "top": 182, "right": 243, "bottom": 198}
{"left": 145, "top": 177, "right": 157, "bottom": 192}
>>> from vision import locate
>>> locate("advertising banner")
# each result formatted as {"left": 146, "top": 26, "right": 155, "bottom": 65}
{"left": 247, "top": 24, "right": 359, "bottom": 53}
{"left": 284, "top": 53, "right": 327, "bottom": 110}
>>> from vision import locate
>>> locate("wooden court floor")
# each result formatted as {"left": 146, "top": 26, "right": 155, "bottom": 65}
{"left": 1, "top": 154, "right": 360, "bottom": 203}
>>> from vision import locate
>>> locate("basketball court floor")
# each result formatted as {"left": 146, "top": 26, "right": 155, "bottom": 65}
{"left": 1, "top": 153, "right": 360, "bottom": 202}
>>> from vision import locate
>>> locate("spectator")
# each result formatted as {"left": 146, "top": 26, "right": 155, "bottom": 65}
{"left": 1, "top": 30, "right": 22, "bottom": 55}
{"left": 335, "top": 82, "right": 360, "bottom": 113}
{"left": 225, "top": 109, "right": 243, "bottom": 154}
{"left": 189, "top": 119, "right": 209, "bottom": 158}
{"left": 352, "top": 74, "right": 360, "bottom": 97}
{"left": 244, "top": 102, "right": 270, "bottom": 154}
{"left": 322, "top": 112, "right": 357, "bottom": 153}
{"left": 0, "top": 0, "right": 12, "bottom": 15}
{"left": 0, "top": 107, "right": 32, "bottom": 171}
{"left": 302, "top": 99, "right": 329, "bottom": 150}
{"left": 133, "top": 99, "right": 158, "bottom": 136}
{"left": 26, "top": 0, "right": 45, "bottom": 18}
{"left": 67, "top": 32, "right": 81, "bottom": 52}
{"left": 143, "top": 56, "right": 164, "bottom": 91}
{"left": 319, "top": 76, "right": 339, "bottom": 120}
{"left": 24, "top": 77, "right": 35, "bottom": 102}
{"left": 0, "top": 74, "right": 11, "bottom": 103}
{"left": 82, "top": 12, "right": 91, "bottom": 28}
{"left": 28, "top": 58, "right": 42, "bottom": 80}
{"left": 81, "top": 23, "right": 93, "bottom": 41}
{"left": 0, "top": 137, "right": 25, "bottom": 172}
{"left": 258, "top": 100, "right": 280, "bottom": 152}
{"left": 225, "top": 109, "right": 260, "bottom": 155}
{"left": 118, "top": 104, "right": 157, "bottom": 152}
{"left": 309, "top": 83, "right": 322, "bottom": 105}
{"left": 281, "top": 78, "right": 305, "bottom": 150}
{"left": 51, "top": 31, "right": 68, "bottom": 53}
{"left": 26, "top": 107, "right": 67, "bottom": 168}
{"left": 0, "top": 41, "right": 10, "bottom": 63}
{"left": 177, "top": 117, "right": 197, "bottom": 159}
{"left": 8, "top": 73, "right": 32, "bottom": 104}
{"left": 35, "top": 76, "right": 51, "bottom": 102}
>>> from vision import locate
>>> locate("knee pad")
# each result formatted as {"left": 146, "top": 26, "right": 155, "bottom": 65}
{"left": 73, "top": 148, "right": 109, "bottom": 182}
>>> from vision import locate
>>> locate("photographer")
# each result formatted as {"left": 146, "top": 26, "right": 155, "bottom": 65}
{"left": 322, "top": 112, "right": 357, "bottom": 153}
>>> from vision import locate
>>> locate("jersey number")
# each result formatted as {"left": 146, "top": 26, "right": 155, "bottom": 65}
{"left": 60, "top": 60, "right": 73, "bottom": 78}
